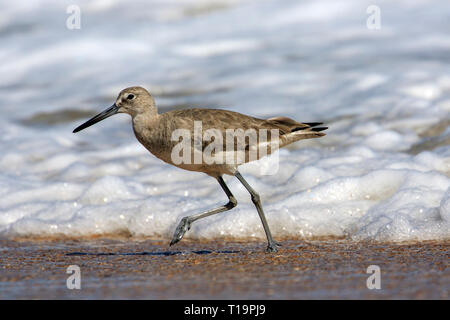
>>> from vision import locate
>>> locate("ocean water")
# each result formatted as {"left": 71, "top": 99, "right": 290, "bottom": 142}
{"left": 0, "top": 0, "right": 449, "bottom": 242}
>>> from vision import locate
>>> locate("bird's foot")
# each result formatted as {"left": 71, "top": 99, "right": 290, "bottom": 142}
{"left": 169, "top": 217, "right": 192, "bottom": 246}
{"left": 265, "top": 241, "right": 281, "bottom": 253}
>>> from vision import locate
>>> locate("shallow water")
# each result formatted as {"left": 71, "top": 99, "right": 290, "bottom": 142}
{"left": 0, "top": 0, "right": 449, "bottom": 242}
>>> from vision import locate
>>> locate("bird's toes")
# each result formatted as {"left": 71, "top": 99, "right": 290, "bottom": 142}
{"left": 265, "top": 241, "right": 281, "bottom": 253}
{"left": 169, "top": 218, "right": 191, "bottom": 246}
{"left": 169, "top": 236, "right": 179, "bottom": 246}
{"left": 169, "top": 230, "right": 183, "bottom": 246}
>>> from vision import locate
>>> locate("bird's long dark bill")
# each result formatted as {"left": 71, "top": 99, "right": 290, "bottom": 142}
{"left": 73, "top": 104, "right": 119, "bottom": 133}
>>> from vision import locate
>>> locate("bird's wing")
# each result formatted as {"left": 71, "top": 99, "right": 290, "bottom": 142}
{"left": 162, "top": 109, "right": 327, "bottom": 152}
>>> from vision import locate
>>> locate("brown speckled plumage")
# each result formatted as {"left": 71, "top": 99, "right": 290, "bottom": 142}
{"left": 127, "top": 90, "right": 326, "bottom": 177}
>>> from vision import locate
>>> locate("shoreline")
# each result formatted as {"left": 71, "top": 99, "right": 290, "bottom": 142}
{"left": 1, "top": 239, "right": 448, "bottom": 299}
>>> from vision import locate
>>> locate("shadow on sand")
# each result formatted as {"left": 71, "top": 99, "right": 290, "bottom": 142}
{"left": 66, "top": 249, "right": 240, "bottom": 256}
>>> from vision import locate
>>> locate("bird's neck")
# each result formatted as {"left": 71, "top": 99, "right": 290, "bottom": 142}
{"left": 132, "top": 111, "right": 160, "bottom": 141}
{"left": 133, "top": 109, "right": 159, "bottom": 126}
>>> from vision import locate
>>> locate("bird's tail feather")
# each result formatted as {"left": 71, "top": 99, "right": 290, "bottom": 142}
{"left": 265, "top": 117, "right": 327, "bottom": 148}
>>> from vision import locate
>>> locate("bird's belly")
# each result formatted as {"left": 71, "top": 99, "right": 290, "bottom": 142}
{"left": 172, "top": 161, "right": 237, "bottom": 177}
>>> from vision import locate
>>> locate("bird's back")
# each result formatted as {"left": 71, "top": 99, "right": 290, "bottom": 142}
{"left": 160, "top": 108, "right": 326, "bottom": 144}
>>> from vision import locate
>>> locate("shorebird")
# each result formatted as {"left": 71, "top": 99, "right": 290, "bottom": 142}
{"left": 73, "top": 86, "right": 327, "bottom": 252}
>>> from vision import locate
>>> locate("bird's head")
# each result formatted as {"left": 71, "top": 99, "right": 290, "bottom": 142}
{"left": 73, "top": 86, "right": 156, "bottom": 133}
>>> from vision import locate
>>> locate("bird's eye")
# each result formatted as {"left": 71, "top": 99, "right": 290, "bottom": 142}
{"left": 127, "top": 94, "right": 135, "bottom": 100}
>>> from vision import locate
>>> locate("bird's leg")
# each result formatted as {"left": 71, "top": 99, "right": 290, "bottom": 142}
{"left": 234, "top": 171, "right": 280, "bottom": 253}
{"left": 169, "top": 176, "right": 237, "bottom": 246}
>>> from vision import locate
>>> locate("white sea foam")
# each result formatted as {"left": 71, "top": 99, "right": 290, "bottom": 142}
{"left": 0, "top": 0, "right": 449, "bottom": 242}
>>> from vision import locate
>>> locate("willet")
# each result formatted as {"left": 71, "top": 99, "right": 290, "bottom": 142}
{"left": 73, "top": 86, "right": 327, "bottom": 252}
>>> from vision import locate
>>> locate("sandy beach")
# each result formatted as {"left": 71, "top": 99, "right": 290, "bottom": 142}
{"left": 0, "top": 238, "right": 448, "bottom": 299}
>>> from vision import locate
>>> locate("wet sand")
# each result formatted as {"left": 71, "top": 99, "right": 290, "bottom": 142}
{"left": 0, "top": 238, "right": 448, "bottom": 299}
